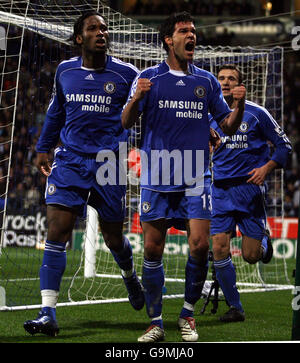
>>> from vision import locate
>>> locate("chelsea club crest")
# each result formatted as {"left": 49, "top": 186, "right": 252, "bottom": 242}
{"left": 104, "top": 81, "right": 116, "bottom": 94}
{"left": 47, "top": 184, "right": 56, "bottom": 195}
{"left": 142, "top": 202, "right": 151, "bottom": 213}
{"left": 194, "top": 86, "right": 206, "bottom": 98}
{"left": 239, "top": 121, "right": 249, "bottom": 133}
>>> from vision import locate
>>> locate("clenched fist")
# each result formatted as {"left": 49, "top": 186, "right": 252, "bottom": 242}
{"left": 133, "top": 78, "right": 153, "bottom": 101}
{"left": 231, "top": 84, "right": 246, "bottom": 103}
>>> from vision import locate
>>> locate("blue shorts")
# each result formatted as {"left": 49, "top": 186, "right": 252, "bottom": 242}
{"left": 45, "top": 147, "right": 126, "bottom": 221}
{"left": 139, "top": 179, "right": 212, "bottom": 230}
{"left": 210, "top": 179, "right": 267, "bottom": 241}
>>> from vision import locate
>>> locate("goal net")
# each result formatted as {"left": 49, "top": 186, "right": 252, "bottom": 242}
{"left": 0, "top": 0, "right": 292, "bottom": 311}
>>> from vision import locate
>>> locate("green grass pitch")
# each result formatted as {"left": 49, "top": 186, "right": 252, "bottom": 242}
{"left": 0, "top": 246, "right": 296, "bottom": 343}
{"left": 0, "top": 290, "right": 295, "bottom": 343}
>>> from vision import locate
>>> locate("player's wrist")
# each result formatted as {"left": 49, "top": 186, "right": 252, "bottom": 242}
{"left": 131, "top": 93, "right": 143, "bottom": 102}
{"left": 236, "top": 98, "right": 245, "bottom": 108}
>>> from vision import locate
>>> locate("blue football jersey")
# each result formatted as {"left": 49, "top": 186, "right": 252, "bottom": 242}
{"left": 36, "top": 55, "right": 138, "bottom": 154}
{"left": 210, "top": 100, "right": 292, "bottom": 181}
{"left": 126, "top": 61, "right": 231, "bottom": 192}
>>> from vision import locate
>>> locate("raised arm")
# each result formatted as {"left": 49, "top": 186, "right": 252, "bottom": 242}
{"left": 121, "top": 78, "right": 152, "bottom": 129}
{"left": 219, "top": 85, "right": 246, "bottom": 136}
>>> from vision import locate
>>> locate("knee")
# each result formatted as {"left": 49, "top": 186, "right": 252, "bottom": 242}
{"left": 144, "top": 239, "right": 164, "bottom": 261}
{"left": 100, "top": 221, "right": 124, "bottom": 252}
{"left": 47, "top": 220, "right": 72, "bottom": 243}
{"left": 241, "top": 236, "right": 262, "bottom": 264}
{"left": 102, "top": 231, "right": 123, "bottom": 252}
{"left": 47, "top": 206, "right": 75, "bottom": 242}
{"left": 142, "top": 221, "right": 167, "bottom": 261}
{"left": 189, "top": 235, "right": 209, "bottom": 260}
{"left": 212, "top": 234, "right": 230, "bottom": 260}
{"left": 242, "top": 251, "right": 260, "bottom": 264}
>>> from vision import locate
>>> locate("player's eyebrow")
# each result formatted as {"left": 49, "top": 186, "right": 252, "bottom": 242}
{"left": 178, "top": 27, "right": 196, "bottom": 33}
{"left": 85, "top": 21, "right": 107, "bottom": 31}
{"left": 218, "top": 75, "right": 238, "bottom": 81}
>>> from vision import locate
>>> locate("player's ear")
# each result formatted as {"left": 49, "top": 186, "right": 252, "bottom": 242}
{"left": 164, "top": 35, "right": 173, "bottom": 49}
{"left": 76, "top": 34, "right": 83, "bottom": 45}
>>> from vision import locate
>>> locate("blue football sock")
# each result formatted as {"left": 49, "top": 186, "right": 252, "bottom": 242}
{"left": 214, "top": 256, "right": 243, "bottom": 312}
{"left": 40, "top": 240, "right": 66, "bottom": 292}
{"left": 110, "top": 236, "right": 133, "bottom": 273}
{"left": 180, "top": 255, "right": 208, "bottom": 318}
{"left": 142, "top": 258, "right": 164, "bottom": 327}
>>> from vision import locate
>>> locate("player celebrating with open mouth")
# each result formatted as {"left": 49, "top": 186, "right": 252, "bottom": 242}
{"left": 122, "top": 11, "right": 246, "bottom": 343}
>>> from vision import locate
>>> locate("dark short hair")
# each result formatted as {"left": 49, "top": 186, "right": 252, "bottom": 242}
{"left": 71, "top": 10, "right": 107, "bottom": 46}
{"left": 218, "top": 64, "right": 243, "bottom": 84}
{"left": 159, "top": 11, "right": 195, "bottom": 53}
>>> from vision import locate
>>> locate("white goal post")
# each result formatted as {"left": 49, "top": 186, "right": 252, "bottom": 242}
{"left": 0, "top": 0, "right": 293, "bottom": 311}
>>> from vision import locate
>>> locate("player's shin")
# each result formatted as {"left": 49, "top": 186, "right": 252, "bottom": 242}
{"left": 110, "top": 236, "right": 145, "bottom": 310}
{"left": 39, "top": 240, "right": 67, "bottom": 313}
{"left": 23, "top": 240, "right": 65, "bottom": 336}
{"left": 110, "top": 236, "right": 134, "bottom": 277}
{"left": 214, "top": 256, "right": 243, "bottom": 312}
{"left": 180, "top": 255, "right": 208, "bottom": 318}
{"left": 39, "top": 241, "right": 67, "bottom": 289}
{"left": 142, "top": 258, "right": 164, "bottom": 328}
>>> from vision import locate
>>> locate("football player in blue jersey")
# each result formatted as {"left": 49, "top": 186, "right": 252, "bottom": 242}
{"left": 209, "top": 64, "right": 292, "bottom": 323}
{"left": 23, "top": 11, "right": 144, "bottom": 337}
{"left": 122, "top": 12, "right": 246, "bottom": 342}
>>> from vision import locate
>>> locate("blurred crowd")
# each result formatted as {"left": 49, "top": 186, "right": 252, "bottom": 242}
{"left": 123, "top": 0, "right": 255, "bottom": 17}
{"left": 0, "top": 32, "right": 69, "bottom": 214}
{"left": 0, "top": 18, "right": 299, "bottom": 219}
{"left": 281, "top": 52, "right": 300, "bottom": 217}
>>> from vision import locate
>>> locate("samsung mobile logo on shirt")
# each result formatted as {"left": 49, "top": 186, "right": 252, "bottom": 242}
{"left": 158, "top": 100, "right": 203, "bottom": 119}
{"left": 66, "top": 93, "right": 112, "bottom": 113}
{"left": 222, "top": 134, "right": 248, "bottom": 149}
